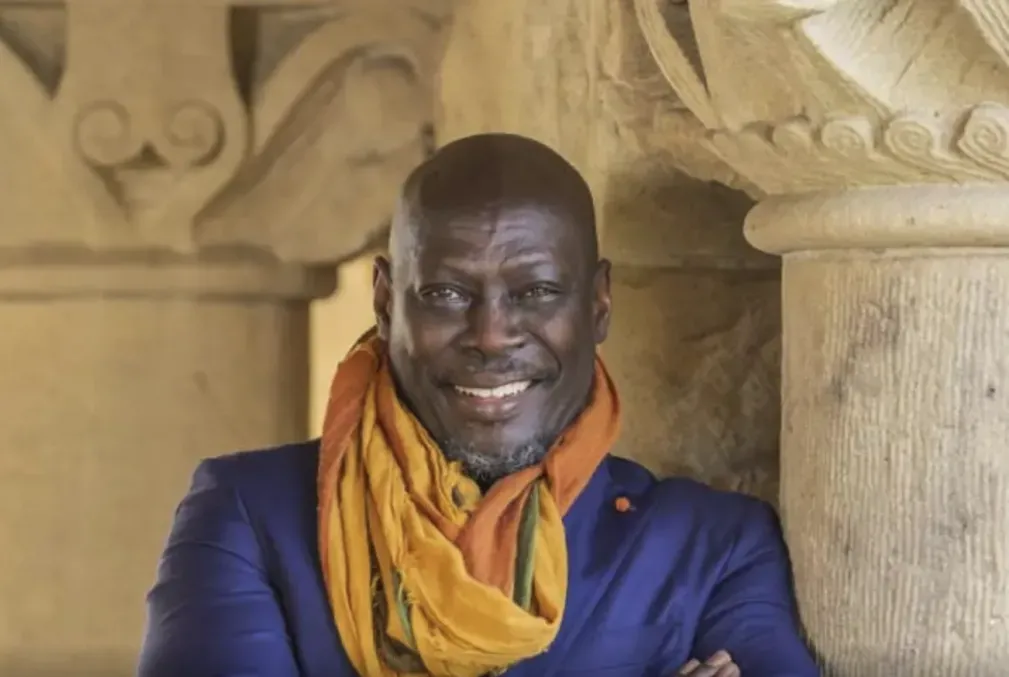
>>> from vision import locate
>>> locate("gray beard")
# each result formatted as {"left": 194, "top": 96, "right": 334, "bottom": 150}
{"left": 439, "top": 436, "right": 551, "bottom": 487}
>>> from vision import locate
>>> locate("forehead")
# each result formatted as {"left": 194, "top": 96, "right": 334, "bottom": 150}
{"left": 410, "top": 203, "right": 579, "bottom": 272}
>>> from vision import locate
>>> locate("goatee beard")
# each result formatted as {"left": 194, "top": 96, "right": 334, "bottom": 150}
{"left": 439, "top": 436, "right": 552, "bottom": 488}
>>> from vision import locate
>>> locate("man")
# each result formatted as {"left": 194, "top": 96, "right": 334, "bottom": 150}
{"left": 137, "top": 133, "right": 819, "bottom": 677}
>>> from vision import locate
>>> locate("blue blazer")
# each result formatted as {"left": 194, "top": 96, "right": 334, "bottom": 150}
{"left": 137, "top": 441, "right": 819, "bottom": 676}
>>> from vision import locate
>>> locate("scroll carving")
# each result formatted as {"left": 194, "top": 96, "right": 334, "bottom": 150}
{"left": 73, "top": 98, "right": 226, "bottom": 170}
{"left": 958, "top": 103, "right": 1009, "bottom": 177}
{"left": 707, "top": 104, "right": 1009, "bottom": 195}
{"left": 73, "top": 102, "right": 141, "bottom": 168}
{"left": 158, "top": 101, "right": 226, "bottom": 169}
{"left": 819, "top": 118, "right": 872, "bottom": 161}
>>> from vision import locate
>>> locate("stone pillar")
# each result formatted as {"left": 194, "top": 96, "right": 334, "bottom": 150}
{"left": 747, "top": 186, "right": 1009, "bottom": 674}
{"left": 632, "top": 0, "right": 1009, "bottom": 672}
{"left": 437, "top": 0, "right": 781, "bottom": 500}
{"left": 0, "top": 3, "right": 448, "bottom": 673}
{"left": 0, "top": 261, "right": 329, "bottom": 676}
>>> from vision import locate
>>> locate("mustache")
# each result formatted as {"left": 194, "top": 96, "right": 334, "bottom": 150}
{"left": 462, "top": 357, "right": 526, "bottom": 372}
{"left": 437, "top": 355, "right": 554, "bottom": 383}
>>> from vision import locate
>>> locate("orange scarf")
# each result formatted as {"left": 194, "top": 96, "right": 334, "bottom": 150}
{"left": 318, "top": 330, "right": 621, "bottom": 676}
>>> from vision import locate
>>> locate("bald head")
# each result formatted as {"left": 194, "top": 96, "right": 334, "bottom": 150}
{"left": 390, "top": 133, "right": 598, "bottom": 270}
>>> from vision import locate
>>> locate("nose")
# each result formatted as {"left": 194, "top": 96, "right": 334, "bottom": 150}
{"left": 462, "top": 296, "right": 524, "bottom": 356}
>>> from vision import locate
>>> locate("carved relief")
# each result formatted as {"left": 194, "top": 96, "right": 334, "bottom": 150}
{"left": 0, "top": 1, "right": 451, "bottom": 262}
{"left": 633, "top": 0, "right": 1009, "bottom": 193}
{"left": 73, "top": 100, "right": 226, "bottom": 170}
{"left": 197, "top": 9, "right": 443, "bottom": 264}
{"left": 706, "top": 104, "right": 1009, "bottom": 195}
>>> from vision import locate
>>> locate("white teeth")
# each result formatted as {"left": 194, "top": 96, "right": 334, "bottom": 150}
{"left": 454, "top": 381, "right": 532, "bottom": 399}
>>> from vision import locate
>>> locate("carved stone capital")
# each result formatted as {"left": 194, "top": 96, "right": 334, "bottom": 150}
{"left": 0, "top": 1, "right": 452, "bottom": 263}
{"left": 635, "top": 0, "right": 1009, "bottom": 199}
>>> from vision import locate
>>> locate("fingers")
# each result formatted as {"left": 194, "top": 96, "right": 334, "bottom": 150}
{"left": 677, "top": 650, "right": 740, "bottom": 676}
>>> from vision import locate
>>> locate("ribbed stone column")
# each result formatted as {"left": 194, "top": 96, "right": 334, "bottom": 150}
{"left": 747, "top": 185, "right": 1009, "bottom": 676}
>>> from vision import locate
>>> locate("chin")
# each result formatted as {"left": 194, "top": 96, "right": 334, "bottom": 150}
{"left": 440, "top": 435, "right": 550, "bottom": 482}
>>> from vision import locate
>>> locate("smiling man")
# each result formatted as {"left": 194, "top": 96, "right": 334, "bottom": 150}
{"left": 137, "top": 133, "right": 819, "bottom": 677}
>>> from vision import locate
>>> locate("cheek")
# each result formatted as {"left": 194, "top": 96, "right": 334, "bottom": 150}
{"left": 401, "top": 314, "right": 461, "bottom": 367}
{"left": 538, "top": 327, "right": 580, "bottom": 367}
{"left": 534, "top": 307, "right": 586, "bottom": 352}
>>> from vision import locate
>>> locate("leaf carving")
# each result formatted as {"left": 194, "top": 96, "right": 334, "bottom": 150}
{"left": 196, "top": 9, "right": 444, "bottom": 263}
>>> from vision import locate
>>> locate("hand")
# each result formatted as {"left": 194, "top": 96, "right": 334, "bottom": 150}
{"left": 676, "top": 650, "right": 740, "bottom": 676}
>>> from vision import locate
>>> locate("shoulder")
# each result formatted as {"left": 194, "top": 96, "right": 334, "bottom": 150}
{"left": 188, "top": 440, "right": 321, "bottom": 534}
{"left": 604, "top": 455, "right": 783, "bottom": 556}
{"left": 582, "top": 456, "right": 790, "bottom": 626}
{"left": 606, "top": 454, "right": 774, "bottom": 518}
{"left": 195, "top": 439, "right": 320, "bottom": 494}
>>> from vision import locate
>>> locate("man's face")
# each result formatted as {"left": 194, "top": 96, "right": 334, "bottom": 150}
{"left": 374, "top": 202, "right": 611, "bottom": 484}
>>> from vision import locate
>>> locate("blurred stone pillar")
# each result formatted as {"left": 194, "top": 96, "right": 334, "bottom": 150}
{"left": 437, "top": 0, "right": 781, "bottom": 501}
{"left": 0, "top": 260, "right": 329, "bottom": 673}
{"left": 0, "top": 3, "right": 449, "bottom": 673}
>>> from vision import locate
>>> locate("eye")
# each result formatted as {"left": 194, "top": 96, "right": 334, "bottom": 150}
{"left": 420, "top": 286, "right": 467, "bottom": 304}
{"left": 518, "top": 284, "right": 561, "bottom": 301}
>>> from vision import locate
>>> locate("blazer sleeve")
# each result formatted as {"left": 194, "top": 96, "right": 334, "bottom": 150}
{"left": 137, "top": 459, "right": 302, "bottom": 677}
{"left": 691, "top": 499, "right": 821, "bottom": 676}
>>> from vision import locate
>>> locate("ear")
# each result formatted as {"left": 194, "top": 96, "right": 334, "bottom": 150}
{"left": 373, "top": 255, "right": 393, "bottom": 341}
{"left": 592, "top": 258, "right": 612, "bottom": 344}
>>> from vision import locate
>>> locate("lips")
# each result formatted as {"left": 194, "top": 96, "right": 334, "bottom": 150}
{"left": 446, "top": 379, "right": 538, "bottom": 421}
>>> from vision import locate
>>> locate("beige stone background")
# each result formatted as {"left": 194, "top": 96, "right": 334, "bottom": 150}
{"left": 4, "top": 1, "right": 1009, "bottom": 676}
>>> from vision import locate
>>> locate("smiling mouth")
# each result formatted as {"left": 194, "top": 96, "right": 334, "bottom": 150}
{"left": 447, "top": 380, "right": 538, "bottom": 422}
{"left": 453, "top": 381, "right": 533, "bottom": 399}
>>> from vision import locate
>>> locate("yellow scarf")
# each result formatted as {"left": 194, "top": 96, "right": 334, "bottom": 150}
{"left": 318, "top": 330, "right": 621, "bottom": 676}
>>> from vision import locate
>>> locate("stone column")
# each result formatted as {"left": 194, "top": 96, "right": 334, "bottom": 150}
{"left": 748, "top": 186, "right": 1009, "bottom": 674}
{"left": 0, "top": 3, "right": 448, "bottom": 673}
{"left": 0, "top": 260, "right": 329, "bottom": 676}
{"left": 437, "top": 0, "right": 781, "bottom": 501}
{"left": 633, "top": 0, "right": 1009, "bottom": 672}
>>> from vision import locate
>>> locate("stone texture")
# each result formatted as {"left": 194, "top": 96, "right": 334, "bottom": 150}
{"left": 781, "top": 248, "right": 1009, "bottom": 675}
{"left": 605, "top": 265, "right": 781, "bottom": 505}
{"left": 0, "top": 288, "right": 315, "bottom": 670}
